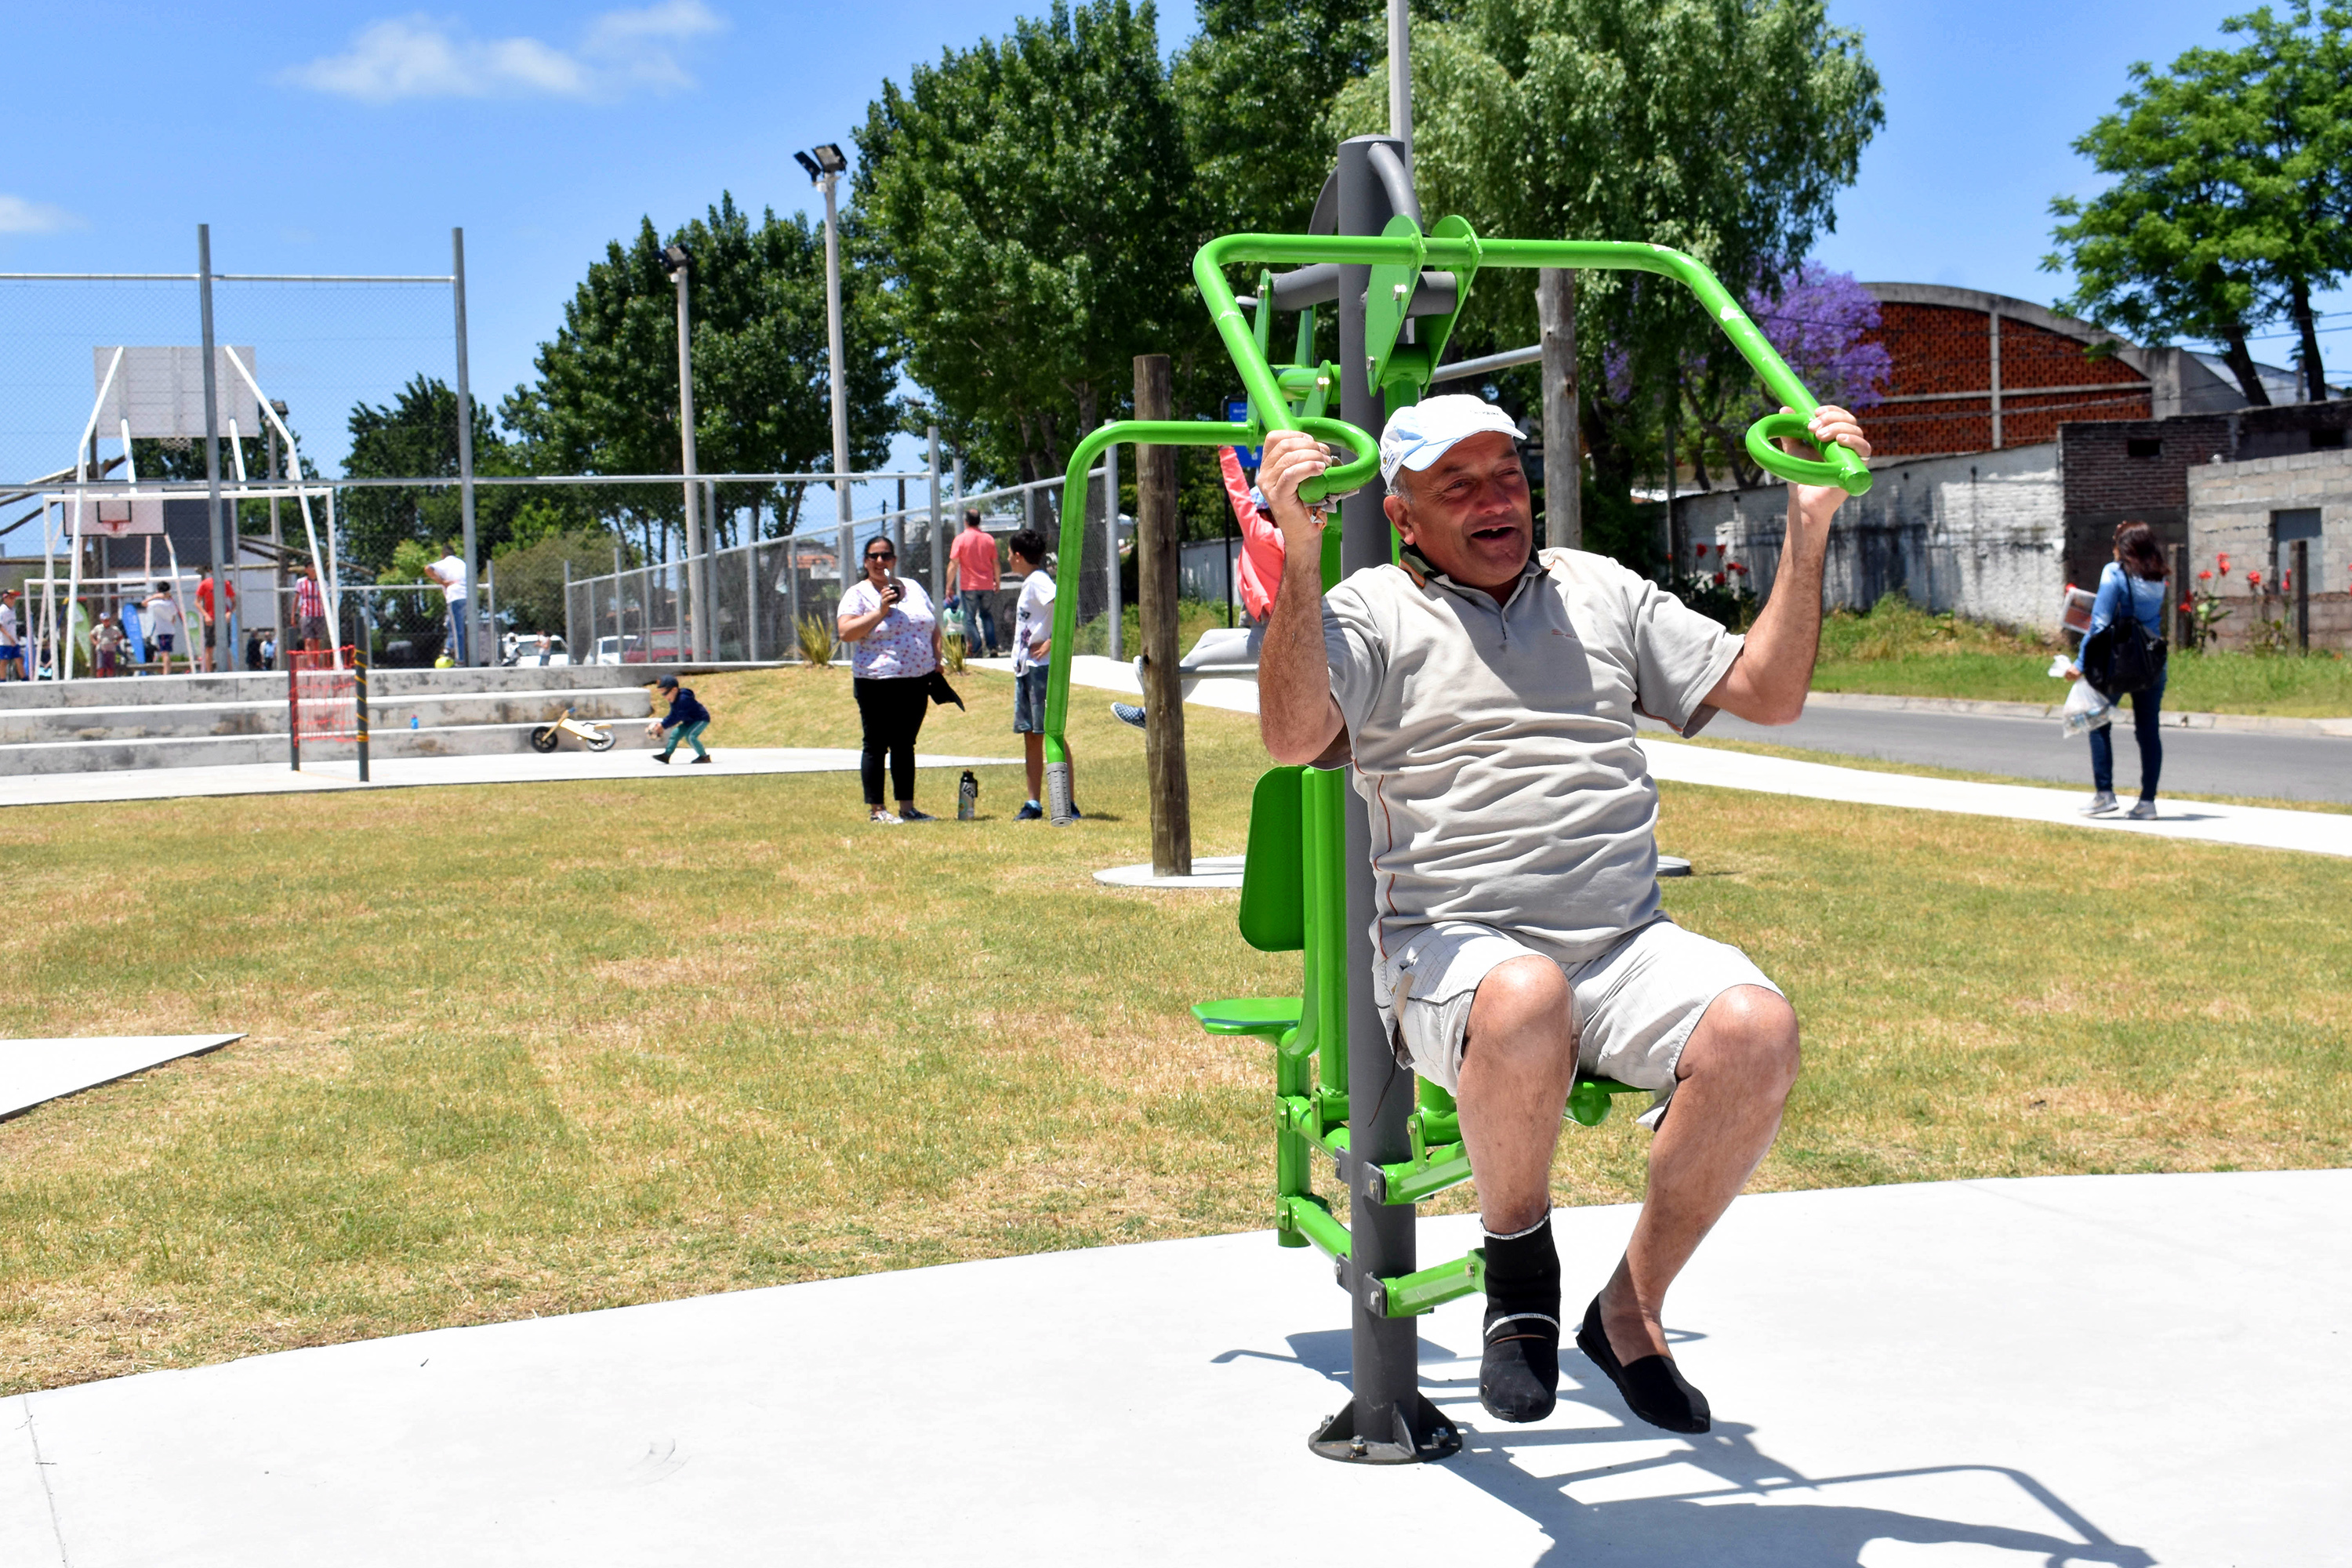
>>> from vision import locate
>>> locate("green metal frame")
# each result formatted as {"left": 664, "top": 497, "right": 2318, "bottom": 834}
{"left": 1062, "top": 217, "right": 1862, "bottom": 1319}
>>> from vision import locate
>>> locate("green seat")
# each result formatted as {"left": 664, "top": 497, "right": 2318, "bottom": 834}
{"left": 1192, "top": 997, "right": 1303, "bottom": 1039}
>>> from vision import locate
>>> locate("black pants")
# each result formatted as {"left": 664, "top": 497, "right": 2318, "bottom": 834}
{"left": 854, "top": 675, "right": 930, "bottom": 806}
{"left": 2089, "top": 672, "right": 2165, "bottom": 800}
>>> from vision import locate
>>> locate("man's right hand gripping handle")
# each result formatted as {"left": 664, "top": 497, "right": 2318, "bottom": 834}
{"left": 1257, "top": 430, "right": 1348, "bottom": 766}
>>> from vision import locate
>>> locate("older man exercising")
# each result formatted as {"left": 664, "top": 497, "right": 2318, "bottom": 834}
{"left": 1256, "top": 394, "right": 1868, "bottom": 1432}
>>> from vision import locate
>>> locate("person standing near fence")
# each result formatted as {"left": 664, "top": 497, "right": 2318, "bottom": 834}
{"left": 946, "top": 509, "right": 1001, "bottom": 656}
{"left": 294, "top": 563, "right": 327, "bottom": 653}
{"left": 837, "top": 535, "right": 943, "bottom": 824}
{"left": 426, "top": 543, "right": 470, "bottom": 666}
{"left": 1007, "top": 528, "right": 1078, "bottom": 821}
{"left": 2068, "top": 521, "right": 2171, "bottom": 820}
{"left": 143, "top": 583, "right": 185, "bottom": 674}
{"left": 0, "top": 590, "right": 22, "bottom": 681}
{"left": 195, "top": 570, "right": 234, "bottom": 673}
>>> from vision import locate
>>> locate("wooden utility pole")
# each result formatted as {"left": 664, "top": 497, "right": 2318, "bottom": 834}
{"left": 1134, "top": 353, "right": 1191, "bottom": 876}
{"left": 1537, "top": 268, "right": 1580, "bottom": 550}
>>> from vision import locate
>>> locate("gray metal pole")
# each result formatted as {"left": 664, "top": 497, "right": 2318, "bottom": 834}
{"left": 672, "top": 262, "right": 704, "bottom": 659}
{"left": 1388, "top": 0, "right": 1412, "bottom": 162}
{"left": 452, "top": 229, "right": 480, "bottom": 665}
{"left": 267, "top": 415, "right": 285, "bottom": 666}
{"left": 1310, "top": 134, "right": 1458, "bottom": 1468}
{"left": 1105, "top": 424, "right": 1123, "bottom": 662}
{"left": 745, "top": 539, "right": 760, "bottom": 662}
{"left": 197, "top": 223, "right": 230, "bottom": 674}
{"left": 927, "top": 425, "right": 945, "bottom": 604}
{"left": 822, "top": 169, "right": 853, "bottom": 596}
{"left": 564, "top": 558, "right": 575, "bottom": 657}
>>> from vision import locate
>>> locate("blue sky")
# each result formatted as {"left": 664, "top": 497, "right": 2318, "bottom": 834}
{"left": 2, "top": 0, "right": 2332, "bottom": 509}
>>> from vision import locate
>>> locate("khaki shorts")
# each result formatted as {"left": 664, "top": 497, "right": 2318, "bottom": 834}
{"left": 1373, "top": 916, "right": 1780, "bottom": 1128}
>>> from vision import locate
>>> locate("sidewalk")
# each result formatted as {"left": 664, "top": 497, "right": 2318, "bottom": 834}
{"left": 1804, "top": 687, "right": 2352, "bottom": 737}
{"left": 6, "top": 1171, "right": 2341, "bottom": 1566}
{"left": 0, "top": 749, "right": 1020, "bottom": 811}
{"left": 1051, "top": 656, "right": 2351, "bottom": 859}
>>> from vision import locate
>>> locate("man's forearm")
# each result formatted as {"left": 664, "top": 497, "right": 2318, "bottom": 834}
{"left": 1258, "top": 541, "right": 1335, "bottom": 762}
{"left": 1724, "top": 495, "right": 1832, "bottom": 724}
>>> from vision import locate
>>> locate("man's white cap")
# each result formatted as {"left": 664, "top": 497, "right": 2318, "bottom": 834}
{"left": 1378, "top": 394, "right": 1523, "bottom": 487}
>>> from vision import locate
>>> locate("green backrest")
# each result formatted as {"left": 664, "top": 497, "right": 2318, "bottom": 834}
{"left": 1239, "top": 766, "right": 1305, "bottom": 953}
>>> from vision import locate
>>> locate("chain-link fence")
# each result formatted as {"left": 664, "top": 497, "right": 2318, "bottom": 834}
{"left": 563, "top": 463, "right": 1124, "bottom": 665}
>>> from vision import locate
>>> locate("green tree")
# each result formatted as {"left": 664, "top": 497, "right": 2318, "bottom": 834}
{"left": 341, "top": 375, "right": 533, "bottom": 570}
{"left": 1330, "top": 0, "right": 1881, "bottom": 564}
{"left": 854, "top": 0, "right": 1200, "bottom": 488}
{"left": 2048, "top": 3, "right": 2352, "bottom": 405}
{"left": 488, "top": 528, "right": 629, "bottom": 637}
{"left": 502, "top": 194, "right": 897, "bottom": 558}
{"left": 1173, "top": 0, "right": 1386, "bottom": 239}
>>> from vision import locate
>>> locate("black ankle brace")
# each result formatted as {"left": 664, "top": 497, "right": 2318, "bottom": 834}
{"left": 1483, "top": 1212, "right": 1561, "bottom": 1329}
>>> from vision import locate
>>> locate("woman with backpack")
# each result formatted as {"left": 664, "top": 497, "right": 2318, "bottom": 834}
{"left": 2068, "top": 520, "right": 2171, "bottom": 819}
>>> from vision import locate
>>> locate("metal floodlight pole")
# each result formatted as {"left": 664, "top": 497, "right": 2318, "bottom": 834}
{"left": 800, "top": 145, "right": 855, "bottom": 597}
{"left": 197, "top": 223, "right": 230, "bottom": 676}
{"left": 452, "top": 228, "right": 481, "bottom": 666}
{"left": 1388, "top": 0, "right": 1413, "bottom": 162}
{"left": 1311, "top": 132, "right": 1458, "bottom": 1468}
{"left": 664, "top": 241, "right": 704, "bottom": 660}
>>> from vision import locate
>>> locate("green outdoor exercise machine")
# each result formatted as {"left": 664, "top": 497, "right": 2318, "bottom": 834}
{"left": 1039, "top": 136, "right": 1868, "bottom": 1465}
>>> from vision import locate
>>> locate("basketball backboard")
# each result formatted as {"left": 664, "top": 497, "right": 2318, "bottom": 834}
{"left": 92, "top": 347, "right": 262, "bottom": 439}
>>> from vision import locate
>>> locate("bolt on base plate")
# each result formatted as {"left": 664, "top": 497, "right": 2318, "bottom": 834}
{"left": 1308, "top": 1395, "right": 1461, "bottom": 1465}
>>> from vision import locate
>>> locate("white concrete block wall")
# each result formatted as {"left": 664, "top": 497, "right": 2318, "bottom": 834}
{"left": 1674, "top": 443, "right": 2066, "bottom": 631}
{"left": 2187, "top": 448, "right": 2352, "bottom": 647}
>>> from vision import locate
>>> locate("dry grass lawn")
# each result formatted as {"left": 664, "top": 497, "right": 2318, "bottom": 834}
{"left": 0, "top": 663, "right": 2344, "bottom": 1396}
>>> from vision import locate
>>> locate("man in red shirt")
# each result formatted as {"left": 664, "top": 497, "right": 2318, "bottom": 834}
{"left": 194, "top": 572, "right": 234, "bottom": 672}
{"left": 945, "top": 510, "right": 1001, "bottom": 657}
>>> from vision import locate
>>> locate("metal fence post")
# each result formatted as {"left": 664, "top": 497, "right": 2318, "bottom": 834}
{"left": 2294, "top": 537, "right": 2311, "bottom": 651}
{"left": 354, "top": 648, "right": 370, "bottom": 783}
{"left": 452, "top": 228, "right": 480, "bottom": 665}
{"left": 927, "top": 426, "right": 945, "bottom": 606}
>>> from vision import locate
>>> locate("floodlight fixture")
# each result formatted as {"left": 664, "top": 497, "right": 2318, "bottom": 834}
{"left": 793, "top": 151, "right": 822, "bottom": 183}
{"left": 661, "top": 242, "right": 693, "bottom": 278}
{"left": 812, "top": 143, "right": 847, "bottom": 174}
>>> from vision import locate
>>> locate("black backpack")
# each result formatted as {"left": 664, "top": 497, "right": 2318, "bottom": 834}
{"left": 2080, "top": 569, "right": 2168, "bottom": 699}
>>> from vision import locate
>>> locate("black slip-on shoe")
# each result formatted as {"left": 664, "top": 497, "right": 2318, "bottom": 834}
{"left": 1479, "top": 1309, "right": 1559, "bottom": 1424}
{"left": 1575, "top": 1296, "right": 1711, "bottom": 1434}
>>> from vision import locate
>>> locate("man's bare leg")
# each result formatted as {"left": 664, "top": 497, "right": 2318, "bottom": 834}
{"left": 1454, "top": 956, "right": 1576, "bottom": 1232}
{"left": 1597, "top": 985, "right": 1799, "bottom": 1363}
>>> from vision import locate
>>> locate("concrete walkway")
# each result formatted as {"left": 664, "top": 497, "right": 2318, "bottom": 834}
{"left": 0, "top": 750, "right": 1022, "bottom": 811}
{"left": 5, "top": 1170, "right": 2341, "bottom": 1566}
{"left": 1055, "top": 656, "right": 2352, "bottom": 859}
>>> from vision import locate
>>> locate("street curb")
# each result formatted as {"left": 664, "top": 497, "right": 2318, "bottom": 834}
{"left": 1803, "top": 689, "right": 2352, "bottom": 738}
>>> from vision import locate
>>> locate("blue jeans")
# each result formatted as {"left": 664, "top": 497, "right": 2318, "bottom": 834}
{"left": 660, "top": 719, "right": 709, "bottom": 759}
{"left": 962, "top": 593, "right": 997, "bottom": 655}
{"left": 445, "top": 603, "right": 470, "bottom": 665}
{"left": 2089, "top": 669, "right": 2165, "bottom": 799}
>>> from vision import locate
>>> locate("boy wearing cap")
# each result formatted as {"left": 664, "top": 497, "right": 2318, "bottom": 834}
{"left": 1256, "top": 393, "right": 1868, "bottom": 1436}
{"left": 652, "top": 674, "right": 712, "bottom": 764}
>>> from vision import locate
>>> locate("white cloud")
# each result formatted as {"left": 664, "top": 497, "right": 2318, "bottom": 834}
{"left": 0, "top": 194, "right": 84, "bottom": 234}
{"left": 281, "top": 4, "right": 724, "bottom": 103}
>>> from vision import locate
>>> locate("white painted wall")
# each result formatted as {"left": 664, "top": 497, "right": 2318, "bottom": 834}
{"left": 1674, "top": 442, "right": 2066, "bottom": 631}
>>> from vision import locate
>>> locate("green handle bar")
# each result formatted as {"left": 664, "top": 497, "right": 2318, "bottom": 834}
{"left": 1191, "top": 231, "right": 1872, "bottom": 499}
{"left": 1036, "top": 227, "right": 1869, "bottom": 772}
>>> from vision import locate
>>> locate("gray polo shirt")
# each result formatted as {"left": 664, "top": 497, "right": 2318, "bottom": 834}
{"left": 1323, "top": 547, "right": 1742, "bottom": 967}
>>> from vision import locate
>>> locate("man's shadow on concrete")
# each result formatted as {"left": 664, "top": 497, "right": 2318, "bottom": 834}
{"left": 1217, "top": 1329, "right": 2154, "bottom": 1568}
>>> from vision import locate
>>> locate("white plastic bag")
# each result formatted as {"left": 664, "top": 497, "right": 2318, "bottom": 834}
{"left": 2060, "top": 677, "right": 2114, "bottom": 739}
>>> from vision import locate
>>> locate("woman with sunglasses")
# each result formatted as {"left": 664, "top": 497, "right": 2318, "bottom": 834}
{"left": 837, "top": 536, "right": 944, "bottom": 822}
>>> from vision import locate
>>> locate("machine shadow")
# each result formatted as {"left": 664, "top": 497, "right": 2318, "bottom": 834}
{"left": 1215, "top": 1331, "right": 2156, "bottom": 1568}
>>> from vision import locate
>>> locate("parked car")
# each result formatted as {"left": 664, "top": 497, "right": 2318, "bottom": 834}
{"left": 590, "top": 634, "right": 641, "bottom": 666}
{"left": 503, "top": 632, "right": 572, "bottom": 667}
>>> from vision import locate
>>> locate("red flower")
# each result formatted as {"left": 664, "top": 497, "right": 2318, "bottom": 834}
{"left": 2180, "top": 600, "right": 2194, "bottom": 613}
{"left": 2198, "top": 568, "right": 2212, "bottom": 580}
{"left": 2247, "top": 570, "right": 2263, "bottom": 587}
{"left": 1728, "top": 561, "right": 1748, "bottom": 575}
{"left": 1693, "top": 543, "right": 1711, "bottom": 556}
{"left": 2219, "top": 552, "right": 2231, "bottom": 573}
{"left": 1712, "top": 572, "right": 1727, "bottom": 586}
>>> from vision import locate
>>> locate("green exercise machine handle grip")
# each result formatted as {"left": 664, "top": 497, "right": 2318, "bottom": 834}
{"left": 1745, "top": 410, "right": 1867, "bottom": 491}
{"left": 1292, "top": 416, "right": 1381, "bottom": 504}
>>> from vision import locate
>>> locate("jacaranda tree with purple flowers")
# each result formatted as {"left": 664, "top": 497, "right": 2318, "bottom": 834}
{"left": 1684, "top": 261, "right": 1890, "bottom": 488}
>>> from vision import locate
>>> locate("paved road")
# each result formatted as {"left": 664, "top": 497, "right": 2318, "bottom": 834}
{"left": 1664, "top": 705, "right": 2352, "bottom": 805}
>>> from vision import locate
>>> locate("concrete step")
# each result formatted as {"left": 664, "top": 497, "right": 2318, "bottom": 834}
{"left": 0, "top": 719, "right": 664, "bottom": 776}
{"left": 0, "top": 689, "right": 653, "bottom": 745}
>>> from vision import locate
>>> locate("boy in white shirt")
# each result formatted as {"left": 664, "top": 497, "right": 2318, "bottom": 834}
{"left": 1007, "top": 529, "right": 1077, "bottom": 821}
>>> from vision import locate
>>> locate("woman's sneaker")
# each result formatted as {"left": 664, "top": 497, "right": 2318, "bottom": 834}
{"left": 898, "top": 806, "right": 937, "bottom": 822}
{"left": 2125, "top": 799, "right": 2158, "bottom": 820}
{"left": 869, "top": 808, "right": 902, "bottom": 825}
{"left": 1014, "top": 801, "right": 1045, "bottom": 821}
{"left": 2079, "top": 791, "right": 2120, "bottom": 816}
